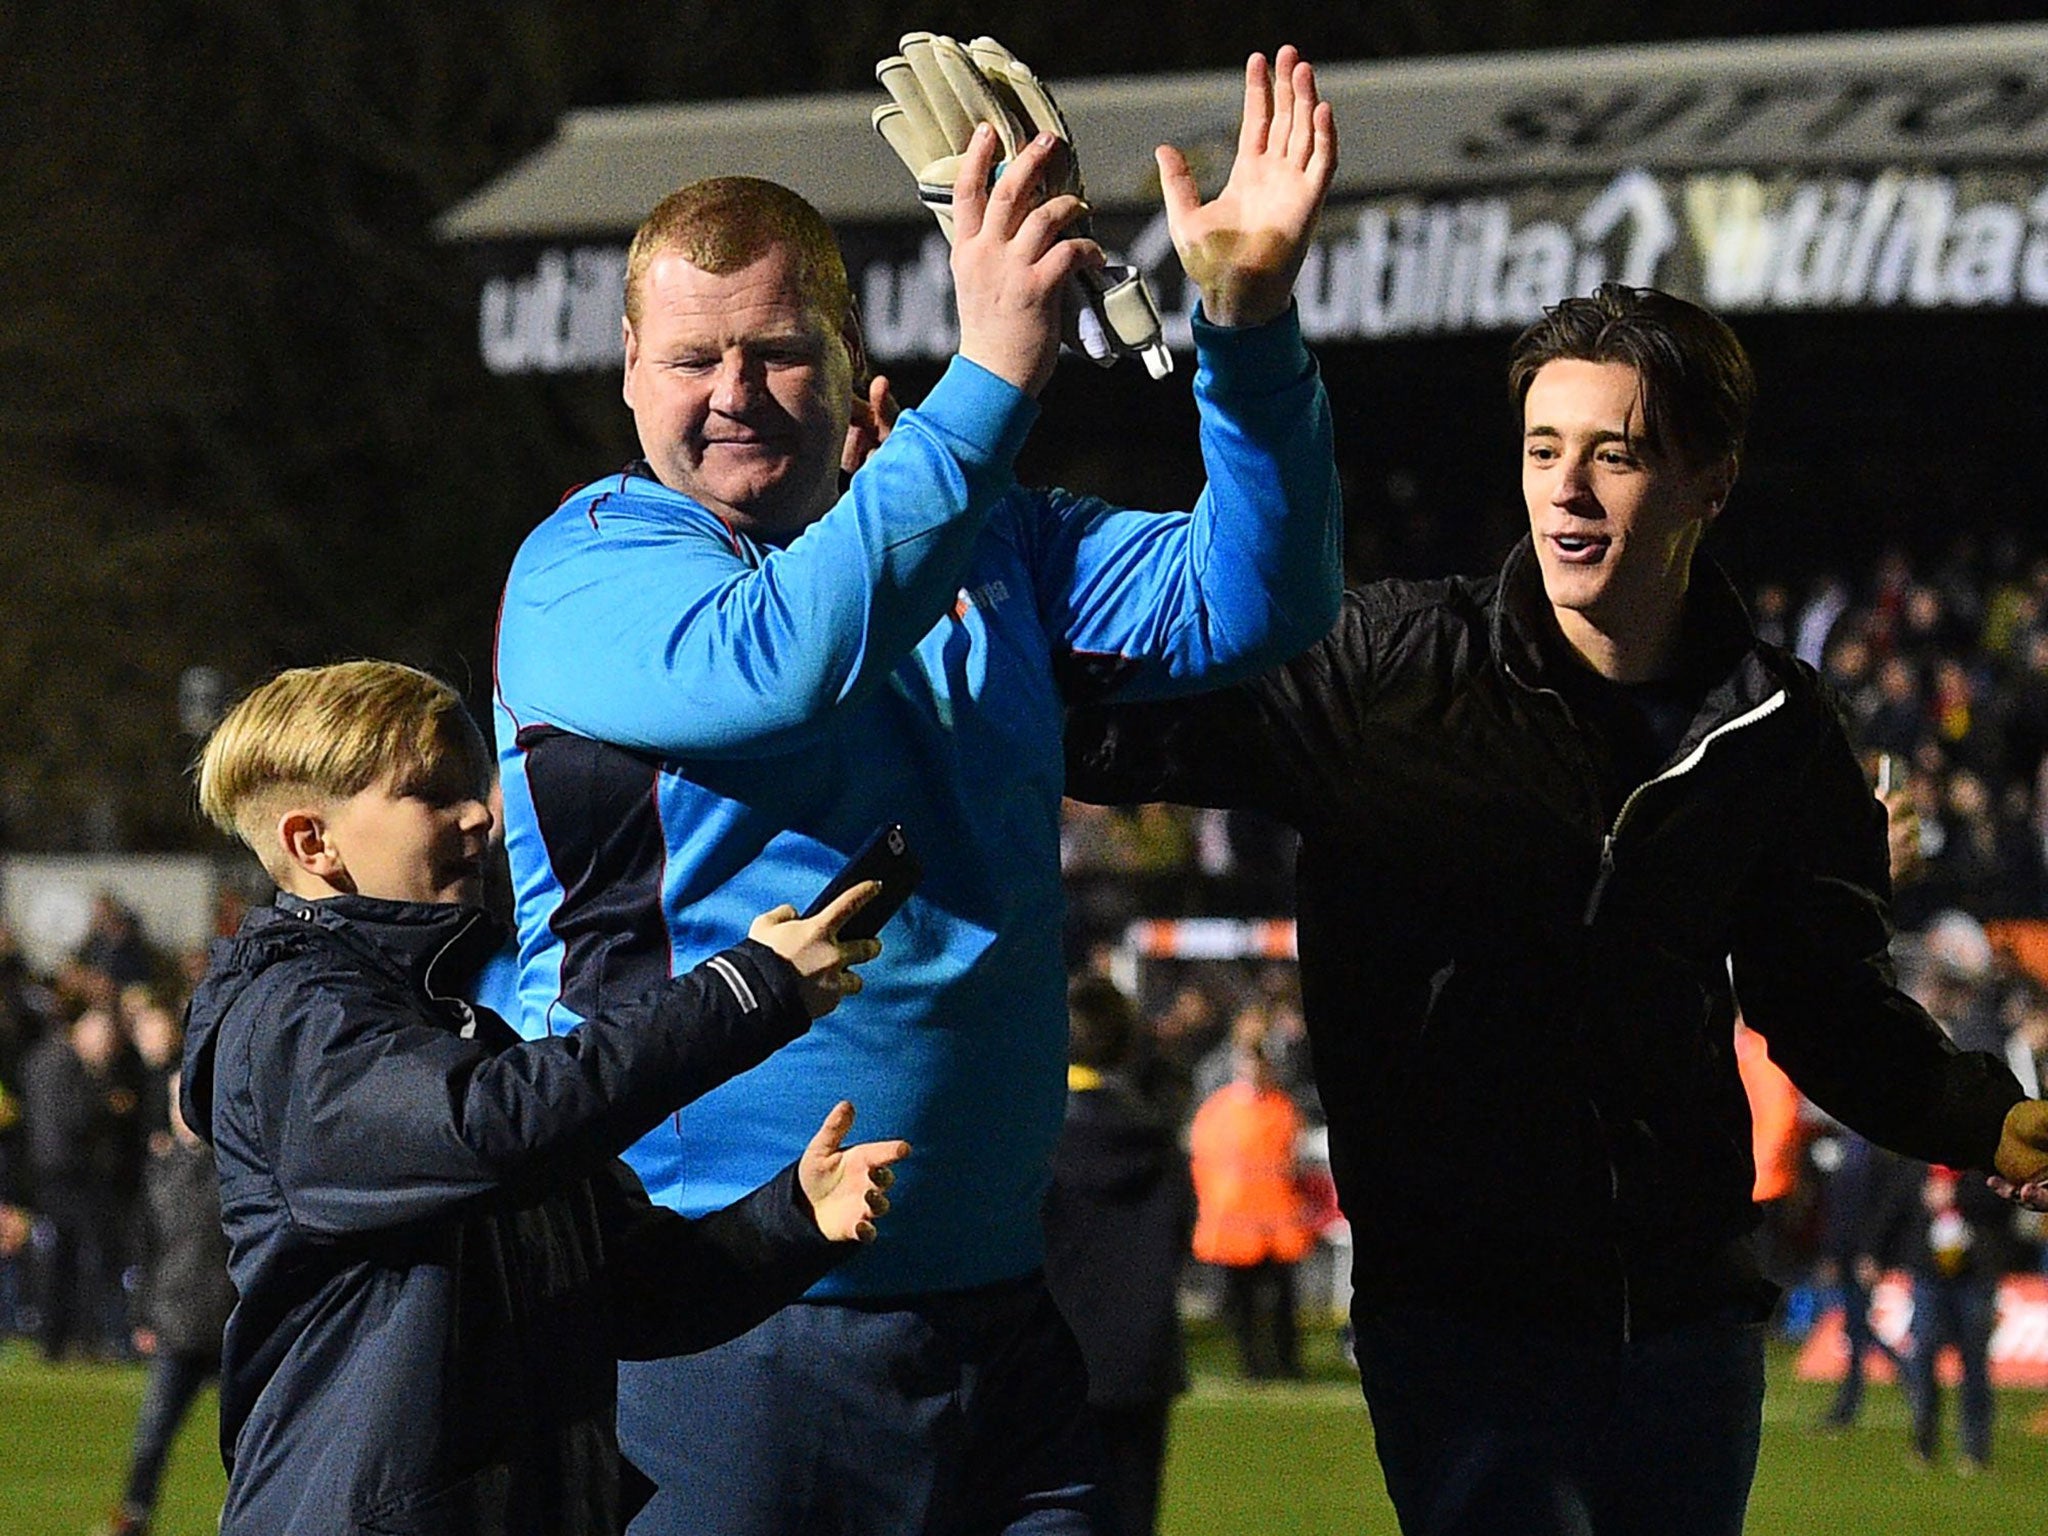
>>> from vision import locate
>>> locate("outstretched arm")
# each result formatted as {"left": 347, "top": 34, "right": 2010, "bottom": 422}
{"left": 797, "top": 1099, "right": 909, "bottom": 1244}
{"left": 1161, "top": 45, "right": 1338, "bottom": 328}
{"left": 606, "top": 1101, "right": 910, "bottom": 1355}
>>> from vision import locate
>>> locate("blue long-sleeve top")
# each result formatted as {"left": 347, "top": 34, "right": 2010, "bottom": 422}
{"left": 494, "top": 307, "right": 1342, "bottom": 1296}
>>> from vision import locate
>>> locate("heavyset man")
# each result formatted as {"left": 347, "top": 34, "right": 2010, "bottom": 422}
{"left": 495, "top": 48, "right": 1342, "bottom": 1535}
{"left": 1065, "top": 283, "right": 2048, "bottom": 1535}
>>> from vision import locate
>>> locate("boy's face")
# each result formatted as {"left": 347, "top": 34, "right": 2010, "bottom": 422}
{"left": 319, "top": 761, "right": 495, "bottom": 907}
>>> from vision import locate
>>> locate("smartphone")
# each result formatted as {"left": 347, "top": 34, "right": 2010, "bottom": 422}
{"left": 1875, "top": 751, "right": 1895, "bottom": 798}
{"left": 802, "top": 822, "right": 922, "bottom": 942}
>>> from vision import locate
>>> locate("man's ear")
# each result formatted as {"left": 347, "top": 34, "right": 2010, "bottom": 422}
{"left": 278, "top": 808, "right": 351, "bottom": 892}
{"left": 842, "top": 374, "right": 900, "bottom": 476}
{"left": 621, "top": 317, "right": 640, "bottom": 410}
{"left": 1701, "top": 455, "right": 1737, "bottom": 525}
{"left": 841, "top": 302, "right": 868, "bottom": 392}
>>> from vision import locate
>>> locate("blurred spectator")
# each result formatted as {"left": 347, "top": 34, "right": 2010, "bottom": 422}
{"left": 1189, "top": 1037, "right": 1311, "bottom": 1381}
{"left": 1855, "top": 943, "right": 2022, "bottom": 1471}
{"left": 1751, "top": 581, "right": 1790, "bottom": 650}
{"left": 0, "top": 924, "right": 51, "bottom": 1339}
{"left": 1863, "top": 655, "right": 1927, "bottom": 759}
{"left": 1192, "top": 1000, "right": 1273, "bottom": 1109}
{"left": 1795, "top": 575, "right": 1850, "bottom": 669}
{"left": 1044, "top": 976, "right": 1194, "bottom": 1536}
{"left": 1929, "top": 657, "right": 1997, "bottom": 776}
{"left": 77, "top": 894, "right": 156, "bottom": 990}
{"left": 101, "top": 1072, "right": 235, "bottom": 1536}
{"left": 1734, "top": 1021, "right": 1807, "bottom": 1286}
{"left": 1895, "top": 584, "right": 1961, "bottom": 675}
{"left": 1865, "top": 1159, "right": 2013, "bottom": 1472}
{"left": 1811, "top": 1128, "right": 1907, "bottom": 1431}
{"left": 21, "top": 1006, "right": 144, "bottom": 1360}
{"left": 1999, "top": 629, "right": 2048, "bottom": 789}
{"left": 120, "top": 985, "right": 183, "bottom": 1155}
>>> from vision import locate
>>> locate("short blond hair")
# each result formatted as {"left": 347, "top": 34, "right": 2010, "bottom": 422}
{"left": 624, "top": 176, "right": 851, "bottom": 330}
{"left": 195, "top": 661, "right": 489, "bottom": 880}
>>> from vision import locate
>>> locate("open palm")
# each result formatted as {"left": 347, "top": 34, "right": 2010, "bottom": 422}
{"left": 1159, "top": 45, "right": 1338, "bottom": 327}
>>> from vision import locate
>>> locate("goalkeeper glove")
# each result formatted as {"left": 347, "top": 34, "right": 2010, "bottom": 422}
{"left": 873, "top": 32, "right": 1172, "bottom": 379}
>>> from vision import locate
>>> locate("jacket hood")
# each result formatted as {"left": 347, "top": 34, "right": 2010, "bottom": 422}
{"left": 180, "top": 893, "right": 505, "bottom": 1146}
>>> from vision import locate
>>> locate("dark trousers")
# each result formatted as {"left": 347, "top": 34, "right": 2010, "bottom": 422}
{"left": 1356, "top": 1309, "right": 1766, "bottom": 1536}
{"left": 121, "top": 1348, "right": 218, "bottom": 1518}
{"left": 619, "top": 1272, "right": 1108, "bottom": 1535}
{"left": 1219, "top": 1259, "right": 1300, "bottom": 1380}
{"left": 31, "top": 1188, "right": 126, "bottom": 1360}
{"left": 1902, "top": 1272, "right": 1997, "bottom": 1464}
{"left": 1090, "top": 1399, "right": 1172, "bottom": 1536}
{"left": 1824, "top": 1269, "right": 1900, "bottom": 1424}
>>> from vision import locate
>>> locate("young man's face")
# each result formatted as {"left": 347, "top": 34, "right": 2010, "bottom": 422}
{"left": 1521, "top": 358, "right": 1731, "bottom": 670}
{"left": 321, "top": 760, "right": 495, "bottom": 907}
{"left": 622, "top": 241, "right": 857, "bottom": 540}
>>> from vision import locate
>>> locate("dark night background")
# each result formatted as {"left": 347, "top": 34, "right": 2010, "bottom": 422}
{"left": 5, "top": 1, "right": 2046, "bottom": 848}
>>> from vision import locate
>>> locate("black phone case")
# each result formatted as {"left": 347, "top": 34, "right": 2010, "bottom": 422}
{"left": 802, "top": 822, "right": 922, "bottom": 941}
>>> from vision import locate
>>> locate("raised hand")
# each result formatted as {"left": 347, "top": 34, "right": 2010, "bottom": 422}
{"left": 800, "top": 1100, "right": 911, "bottom": 1243}
{"left": 1158, "top": 45, "right": 1338, "bottom": 328}
{"left": 1990, "top": 1097, "right": 2048, "bottom": 1210}
{"left": 950, "top": 123, "right": 1105, "bottom": 397}
{"left": 747, "top": 881, "right": 883, "bottom": 1018}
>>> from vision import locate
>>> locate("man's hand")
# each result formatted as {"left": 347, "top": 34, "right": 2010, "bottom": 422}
{"left": 950, "top": 124, "right": 1104, "bottom": 396}
{"left": 748, "top": 882, "right": 884, "bottom": 1019}
{"left": 1159, "top": 45, "right": 1337, "bottom": 328}
{"left": 1989, "top": 1098, "right": 2048, "bottom": 1209}
{"left": 799, "top": 1100, "right": 911, "bottom": 1243}
{"left": 874, "top": 33, "right": 1172, "bottom": 379}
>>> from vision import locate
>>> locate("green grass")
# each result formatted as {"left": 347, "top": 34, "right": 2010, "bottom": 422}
{"left": 4, "top": 1327, "right": 2044, "bottom": 1534}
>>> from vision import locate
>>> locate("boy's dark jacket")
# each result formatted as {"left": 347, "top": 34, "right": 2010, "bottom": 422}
{"left": 1066, "top": 542, "right": 2026, "bottom": 1339}
{"left": 181, "top": 892, "right": 841, "bottom": 1536}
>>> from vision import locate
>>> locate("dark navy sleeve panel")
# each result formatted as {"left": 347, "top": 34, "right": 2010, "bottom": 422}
{"left": 495, "top": 358, "right": 1037, "bottom": 763}
{"left": 1022, "top": 303, "right": 1343, "bottom": 705}
{"left": 1730, "top": 698, "right": 2025, "bottom": 1170}
{"left": 600, "top": 1158, "right": 845, "bottom": 1359}
{"left": 509, "top": 727, "right": 677, "bottom": 1034}
{"left": 228, "top": 939, "right": 808, "bottom": 1240}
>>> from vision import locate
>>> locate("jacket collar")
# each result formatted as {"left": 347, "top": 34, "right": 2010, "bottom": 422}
{"left": 1490, "top": 534, "right": 1757, "bottom": 694}
{"left": 265, "top": 892, "right": 505, "bottom": 1000}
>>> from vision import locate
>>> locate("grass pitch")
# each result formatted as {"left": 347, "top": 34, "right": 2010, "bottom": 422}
{"left": 3, "top": 1326, "right": 2042, "bottom": 1535}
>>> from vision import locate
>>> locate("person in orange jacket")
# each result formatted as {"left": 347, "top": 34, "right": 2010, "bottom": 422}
{"left": 1190, "top": 1034, "right": 1313, "bottom": 1379}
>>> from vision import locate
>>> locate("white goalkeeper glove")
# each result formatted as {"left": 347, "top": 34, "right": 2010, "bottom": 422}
{"left": 873, "top": 32, "right": 1172, "bottom": 380}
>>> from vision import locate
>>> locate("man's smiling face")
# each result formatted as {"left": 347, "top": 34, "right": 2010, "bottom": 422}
{"left": 1521, "top": 357, "right": 1731, "bottom": 671}
{"left": 622, "top": 241, "right": 856, "bottom": 539}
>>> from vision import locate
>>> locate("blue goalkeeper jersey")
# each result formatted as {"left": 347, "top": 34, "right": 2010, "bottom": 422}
{"left": 494, "top": 311, "right": 1341, "bottom": 1297}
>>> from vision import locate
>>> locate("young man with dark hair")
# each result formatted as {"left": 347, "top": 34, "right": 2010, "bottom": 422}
{"left": 1066, "top": 283, "right": 2048, "bottom": 1535}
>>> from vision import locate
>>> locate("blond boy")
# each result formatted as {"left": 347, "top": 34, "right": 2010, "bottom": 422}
{"left": 182, "top": 660, "right": 905, "bottom": 1536}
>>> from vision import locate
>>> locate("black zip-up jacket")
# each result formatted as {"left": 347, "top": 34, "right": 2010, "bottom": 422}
{"left": 181, "top": 893, "right": 845, "bottom": 1535}
{"left": 1066, "top": 540, "right": 2025, "bottom": 1339}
